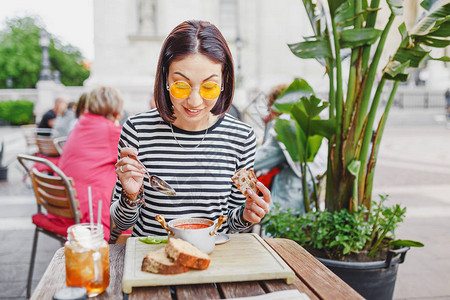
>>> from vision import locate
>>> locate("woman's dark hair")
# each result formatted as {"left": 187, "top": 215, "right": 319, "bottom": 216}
{"left": 154, "top": 20, "right": 234, "bottom": 123}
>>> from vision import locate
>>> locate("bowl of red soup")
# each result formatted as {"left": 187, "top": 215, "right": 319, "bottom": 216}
{"left": 156, "top": 215, "right": 227, "bottom": 254}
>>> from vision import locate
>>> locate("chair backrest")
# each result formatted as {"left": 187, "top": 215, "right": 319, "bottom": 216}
{"left": 53, "top": 136, "right": 67, "bottom": 155}
{"left": 21, "top": 124, "right": 38, "bottom": 149}
{"left": 17, "top": 154, "right": 81, "bottom": 223}
{"left": 36, "top": 136, "right": 60, "bottom": 157}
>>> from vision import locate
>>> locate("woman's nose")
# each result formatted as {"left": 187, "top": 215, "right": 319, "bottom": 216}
{"left": 187, "top": 89, "right": 203, "bottom": 107}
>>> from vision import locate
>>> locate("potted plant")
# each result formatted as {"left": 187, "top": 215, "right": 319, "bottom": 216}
{"left": 262, "top": 0, "right": 448, "bottom": 299}
{"left": 0, "top": 141, "right": 8, "bottom": 181}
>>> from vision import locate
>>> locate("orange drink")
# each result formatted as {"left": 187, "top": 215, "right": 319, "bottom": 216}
{"left": 65, "top": 224, "right": 110, "bottom": 297}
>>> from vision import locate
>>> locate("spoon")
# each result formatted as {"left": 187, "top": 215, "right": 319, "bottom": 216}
{"left": 119, "top": 139, "right": 176, "bottom": 196}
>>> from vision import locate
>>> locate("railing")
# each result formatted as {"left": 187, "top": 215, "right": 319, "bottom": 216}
{"left": 0, "top": 89, "right": 38, "bottom": 102}
{"left": 388, "top": 87, "right": 446, "bottom": 109}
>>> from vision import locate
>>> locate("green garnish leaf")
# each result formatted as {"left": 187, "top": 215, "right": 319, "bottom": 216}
{"left": 139, "top": 236, "right": 168, "bottom": 244}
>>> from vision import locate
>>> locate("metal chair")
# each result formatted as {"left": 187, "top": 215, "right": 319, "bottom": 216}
{"left": 53, "top": 136, "right": 67, "bottom": 155}
{"left": 21, "top": 124, "right": 38, "bottom": 153}
{"left": 17, "top": 154, "right": 81, "bottom": 298}
{"left": 36, "top": 136, "right": 60, "bottom": 157}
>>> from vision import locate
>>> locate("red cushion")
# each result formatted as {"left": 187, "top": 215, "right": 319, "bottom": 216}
{"left": 32, "top": 213, "right": 74, "bottom": 237}
{"left": 31, "top": 153, "right": 60, "bottom": 173}
{"left": 257, "top": 166, "right": 281, "bottom": 189}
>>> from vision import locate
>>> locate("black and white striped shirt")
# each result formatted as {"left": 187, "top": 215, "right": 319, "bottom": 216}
{"left": 110, "top": 109, "right": 256, "bottom": 236}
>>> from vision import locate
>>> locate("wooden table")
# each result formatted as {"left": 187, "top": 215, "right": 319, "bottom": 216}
{"left": 31, "top": 238, "right": 363, "bottom": 299}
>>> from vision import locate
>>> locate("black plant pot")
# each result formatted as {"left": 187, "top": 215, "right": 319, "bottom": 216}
{"left": 0, "top": 166, "right": 7, "bottom": 181}
{"left": 317, "top": 247, "right": 410, "bottom": 300}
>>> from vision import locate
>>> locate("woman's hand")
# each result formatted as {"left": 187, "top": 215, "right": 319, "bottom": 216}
{"left": 242, "top": 181, "right": 271, "bottom": 224}
{"left": 115, "top": 146, "right": 146, "bottom": 199}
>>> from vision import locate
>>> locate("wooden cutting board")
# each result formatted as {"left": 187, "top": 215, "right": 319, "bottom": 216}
{"left": 122, "top": 233, "right": 295, "bottom": 294}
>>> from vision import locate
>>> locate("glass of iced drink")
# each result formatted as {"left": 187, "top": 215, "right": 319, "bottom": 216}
{"left": 65, "top": 223, "right": 110, "bottom": 297}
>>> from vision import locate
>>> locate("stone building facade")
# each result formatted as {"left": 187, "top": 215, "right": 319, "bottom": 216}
{"left": 83, "top": 0, "right": 449, "bottom": 117}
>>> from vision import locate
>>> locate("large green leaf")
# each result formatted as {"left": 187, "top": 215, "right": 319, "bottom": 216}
{"left": 290, "top": 103, "right": 310, "bottom": 135}
{"left": 335, "top": 1, "right": 381, "bottom": 28}
{"left": 347, "top": 160, "right": 361, "bottom": 211}
{"left": 339, "top": 28, "right": 383, "bottom": 48}
{"left": 302, "top": 0, "right": 323, "bottom": 35}
{"left": 383, "top": 60, "right": 410, "bottom": 77}
{"left": 274, "top": 118, "right": 301, "bottom": 162}
{"left": 274, "top": 118, "right": 324, "bottom": 163}
{"left": 383, "top": 73, "right": 409, "bottom": 81}
{"left": 309, "top": 119, "right": 336, "bottom": 139}
{"left": 390, "top": 239, "right": 425, "bottom": 247}
{"left": 272, "top": 78, "right": 315, "bottom": 114}
{"left": 392, "top": 47, "right": 430, "bottom": 67}
{"left": 421, "top": 0, "right": 439, "bottom": 10}
{"left": 335, "top": 1, "right": 354, "bottom": 28}
{"left": 410, "top": 1, "right": 450, "bottom": 36}
{"left": 306, "top": 135, "right": 324, "bottom": 162}
{"left": 387, "top": 0, "right": 404, "bottom": 15}
{"left": 415, "top": 36, "right": 450, "bottom": 47}
{"left": 291, "top": 103, "right": 336, "bottom": 139}
{"left": 420, "top": 17, "right": 450, "bottom": 37}
{"left": 328, "top": 0, "right": 347, "bottom": 17}
{"left": 430, "top": 55, "right": 450, "bottom": 61}
{"left": 300, "top": 95, "right": 328, "bottom": 119}
{"left": 288, "top": 38, "right": 331, "bottom": 60}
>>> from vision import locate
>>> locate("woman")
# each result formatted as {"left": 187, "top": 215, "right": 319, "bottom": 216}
{"left": 57, "top": 86, "right": 124, "bottom": 240}
{"left": 111, "top": 20, "right": 271, "bottom": 237}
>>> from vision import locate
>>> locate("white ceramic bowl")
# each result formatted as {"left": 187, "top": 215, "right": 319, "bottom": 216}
{"left": 156, "top": 215, "right": 226, "bottom": 254}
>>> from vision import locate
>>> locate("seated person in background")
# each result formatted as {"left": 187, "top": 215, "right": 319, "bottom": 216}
{"left": 55, "top": 86, "right": 124, "bottom": 240}
{"left": 254, "top": 84, "right": 327, "bottom": 214}
{"left": 53, "top": 101, "right": 76, "bottom": 137}
{"left": 38, "top": 97, "right": 68, "bottom": 136}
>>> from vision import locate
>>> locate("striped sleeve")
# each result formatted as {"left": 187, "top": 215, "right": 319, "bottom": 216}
{"left": 227, "top": 127, "right": 257, "bottom": 232}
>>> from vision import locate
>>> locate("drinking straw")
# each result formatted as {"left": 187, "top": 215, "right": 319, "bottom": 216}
{"left": 97, "top": 200, "right": 102, "bottom": 227}
{"left": 88, "top": 186, "right": 94, "bottom": 228}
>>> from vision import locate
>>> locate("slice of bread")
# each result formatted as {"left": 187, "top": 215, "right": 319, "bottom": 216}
{"left": 165, "top": 238, "right": 211, "bottom": 270}
{"left": 141, "top": 247, "right": 190, "bottom": 275}
{"left": 231, "top": 168, "right": 259, "bottom": 199}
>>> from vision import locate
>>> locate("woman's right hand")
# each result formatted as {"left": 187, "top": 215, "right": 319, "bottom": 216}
{"left": 115, "top": 147, "right": 146, "bottom": 199}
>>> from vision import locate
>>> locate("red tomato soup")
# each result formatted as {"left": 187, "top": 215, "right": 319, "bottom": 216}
{"left": 175, "top": 223, "right": 210, "bottom": 230}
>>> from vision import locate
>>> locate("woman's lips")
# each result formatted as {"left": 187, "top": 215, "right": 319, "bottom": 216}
{"left": 184, "top": 107, "right": 202, "bottom": 116}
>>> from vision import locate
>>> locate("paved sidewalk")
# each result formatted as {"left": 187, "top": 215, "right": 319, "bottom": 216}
{"left": 0, "top": 109, "right": 449, "bottom": 299}
{"left": 374, "top": 125, "right": 450, "bottom": 300}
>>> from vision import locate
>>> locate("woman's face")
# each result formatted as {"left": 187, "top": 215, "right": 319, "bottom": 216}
{"left": 167, "top": 53, "right": 222, "bottom": 131}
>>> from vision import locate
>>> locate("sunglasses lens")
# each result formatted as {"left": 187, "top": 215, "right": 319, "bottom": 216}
{"left": 200, "top": 82, "right": 221, "bottom": 100}
{"left": 170, "top": 81, "right": 191, "bottom": 99}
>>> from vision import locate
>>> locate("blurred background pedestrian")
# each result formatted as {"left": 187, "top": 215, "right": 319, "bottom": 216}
{"left": 55, "top": 86, "right": 124, "bottom": 240}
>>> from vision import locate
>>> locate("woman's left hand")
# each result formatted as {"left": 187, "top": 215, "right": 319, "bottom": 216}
{"left": 242, "top": 181, "right": 271, "bottom": 224}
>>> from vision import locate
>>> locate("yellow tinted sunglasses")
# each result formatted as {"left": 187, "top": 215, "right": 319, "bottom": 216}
{"left": 167, "top": 81, "right": 223, "bottom": 100}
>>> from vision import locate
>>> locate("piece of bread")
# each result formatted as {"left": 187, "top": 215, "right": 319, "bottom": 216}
{"left": 141, "top": 247, "right": 190, "bottom": 275}
{"left": 165, "top": 238, "right": 211, "bottom": 270}
{"left": 231, "top": 168, "right": 259, "bottom": 199}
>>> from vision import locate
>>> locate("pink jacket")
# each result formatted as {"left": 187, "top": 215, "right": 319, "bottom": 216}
{"left": 57, "top": 113, "right": 121, "bottom": 240}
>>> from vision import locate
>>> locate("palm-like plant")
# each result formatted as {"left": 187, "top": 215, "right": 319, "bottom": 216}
{"left": 275, "top": 0, "right": 449, "bottom": 214}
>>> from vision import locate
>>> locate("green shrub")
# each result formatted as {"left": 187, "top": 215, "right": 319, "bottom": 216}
{"left": 0, "top": 100, "right": 34, "bottom": 125}
{"left": 262, "top": 195, "right": 420, "bottom": 260}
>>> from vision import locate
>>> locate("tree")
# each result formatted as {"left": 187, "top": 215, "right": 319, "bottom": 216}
{"left": 0, "top": 16, "right": 90, "bottom": 88}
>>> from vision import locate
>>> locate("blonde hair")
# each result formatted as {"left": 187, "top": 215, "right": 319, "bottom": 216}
{"left": 87, "top": 86, "right": 124, "bottom": 121}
